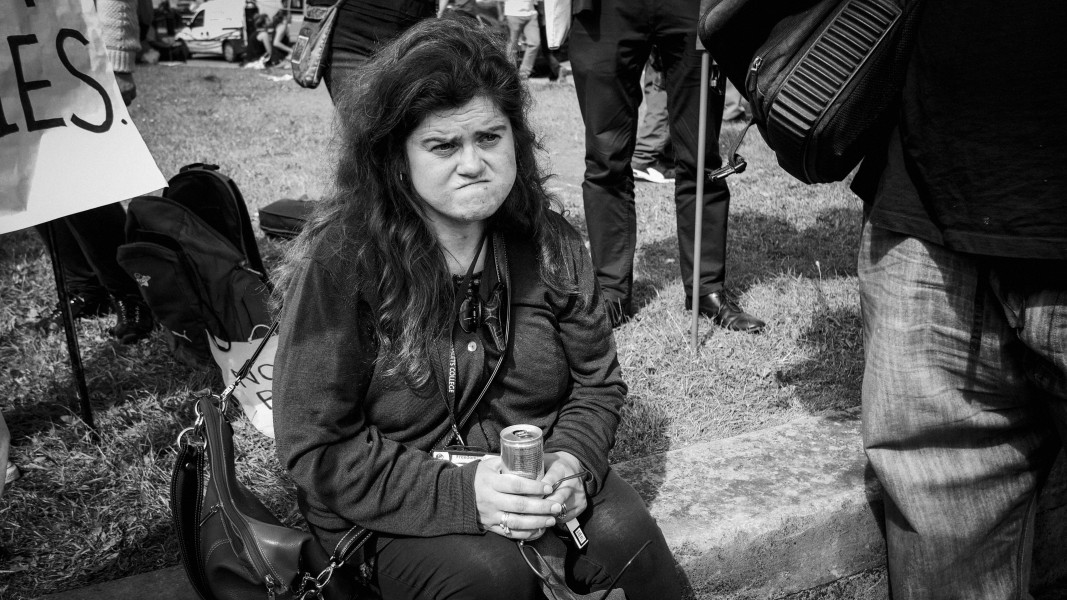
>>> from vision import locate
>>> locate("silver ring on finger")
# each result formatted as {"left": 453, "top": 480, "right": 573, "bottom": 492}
{"left": 499, "top": 511, "right": 511, "bottom": 535}
{"left": 557, "top": 502, "right": 567, "bottom": 520}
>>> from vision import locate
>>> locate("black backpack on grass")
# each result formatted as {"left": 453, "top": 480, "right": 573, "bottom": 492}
{"left": 116, "top": 164, "right": 272, "bottom": 365}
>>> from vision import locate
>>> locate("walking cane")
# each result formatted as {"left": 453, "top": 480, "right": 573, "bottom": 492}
{"left": 691, "top": 39, "right": 747, "bottom": 350}
{"left": 691, "top": 48, "right": 711, "bottom": 350}
{"left": 42, "top": 222, "right": 98, "bottom": 435}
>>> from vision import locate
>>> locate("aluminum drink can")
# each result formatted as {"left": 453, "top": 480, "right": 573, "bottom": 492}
{"left": 500, "top": 424, "right": 545, "bottom": 480}
{"left": 500, "top": 424, "right": 545, "bottom": 539}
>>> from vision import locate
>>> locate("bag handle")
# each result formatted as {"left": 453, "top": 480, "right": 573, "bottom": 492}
{"left": 176, "top": 319, "right": 372, "bottom": 598}
{"left": 705, "top": 119, "right": 754, "bottom": 182}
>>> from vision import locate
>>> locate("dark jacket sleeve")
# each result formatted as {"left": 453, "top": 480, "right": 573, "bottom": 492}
{"left": 273, "top": 256, "right": 481, "bottom": 537}
{"left": 542, "top": 223, "right": 626, "bottom": 497}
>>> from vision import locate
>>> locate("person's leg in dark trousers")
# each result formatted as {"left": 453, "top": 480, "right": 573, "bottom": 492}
{"left": 372, "top": 470, "right": 684, "bottom": 600}
{"left": 34, "top": 220, "right": 106, "bottom": 301}
{"left": 652, "top": 11, "right": 728, "bottom": 299}
{"left": 571, "top": 0, "right": 764, "bottom": 331}
{"left": 569, "top": 2, "right": 651, "bottom": 323}
{"left": 653, "top": 2, "right": 762, "bottom": 332}
{"left": 63, "top": 203, "right": 141, "bottom": 300}
{"left": 34, "top": 203, "right": 153, "bottom": 342}
{"left": 632, "top": 59, "right": 673, "bottom": 180}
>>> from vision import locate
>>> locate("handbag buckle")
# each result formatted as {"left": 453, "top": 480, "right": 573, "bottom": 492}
{"left": 295, "top": 566, "right": 332, "bottom": 600}
{"left": 176, "top": 397, "right": 210, "bottom": 447}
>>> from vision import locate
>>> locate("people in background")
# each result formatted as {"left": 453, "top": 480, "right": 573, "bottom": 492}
{"left": 851, "top": 2, "right": 1067, "bottom": 597}
{"left": 243, "top": 0, "right": 262, "bottom": 60}
{"left": 33, "top": 0, "right": 154, "bottom": 346}
{"left": 272, "top": 17, "right": 683, "bottom": 600}
{"left": 569, "top": 0, "right": 766, "bottom": 332}
{"left": 270, "top": 9, "right": 293, "bottom": 59}
{"left": 253, "top": 13, "right": 274, "bottom": 64}
{"left": 502, "top": 0, "right": 540, "bottom": 79}
{"left": 314, "top": 0, "right": 437, "bottom": 98}
{"left": 721, "top": 78, "right": 747, "bottom": 122}
{"left": 631, "top": 52, "right": 675, "bottom": 184}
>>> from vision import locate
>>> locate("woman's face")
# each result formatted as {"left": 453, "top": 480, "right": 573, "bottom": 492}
{"left": 404, "top": 95, "right": 517, "bottom": 235}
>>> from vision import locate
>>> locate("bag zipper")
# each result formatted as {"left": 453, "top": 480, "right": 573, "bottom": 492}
{"left": 202, "top": 397, "right": 282, "bottom": 587}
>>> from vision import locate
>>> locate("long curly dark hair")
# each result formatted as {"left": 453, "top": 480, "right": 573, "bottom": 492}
{"left": 273, "top": 16, "right": 577, "bottom": 391}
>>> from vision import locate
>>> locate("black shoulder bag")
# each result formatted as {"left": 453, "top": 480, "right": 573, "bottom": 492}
{"left": 698, "top": 0, "right": 924, "bottom": 184}
{"left": 170, "top": 321, "right": 375, "bottom": 600}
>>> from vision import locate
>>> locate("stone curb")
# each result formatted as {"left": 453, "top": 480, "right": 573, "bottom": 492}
{"left": 614, "top": 411, "right": 884, "bottom": 598}
{"left": 40, "top": 412, "right": 1067, "bottom": 599}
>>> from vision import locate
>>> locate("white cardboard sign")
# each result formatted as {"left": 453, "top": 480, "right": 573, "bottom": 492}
{"left": 0, "top": 0, "right": 166, "bottom": 235}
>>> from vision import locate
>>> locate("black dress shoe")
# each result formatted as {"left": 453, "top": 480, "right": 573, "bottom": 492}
{"left": 686, "top": 291, "right": 766, "bottom": 333}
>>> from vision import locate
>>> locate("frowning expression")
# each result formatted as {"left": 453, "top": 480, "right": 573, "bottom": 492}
{"left": 404, "top": 96, "right": 517, "bottom": 235}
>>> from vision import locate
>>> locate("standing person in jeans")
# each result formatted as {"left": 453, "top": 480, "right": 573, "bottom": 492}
{"left": 317, "top": 0, "right": 437, "bottom": 98}
{"left": 33, "top": 0, "right": 154, "bottom": 345}
{"left": 569, "top": 0, "right": 765, "bottom": 331}
{"left": 851, "top": 2, "right": 1067, "bottom": 597}
{"left": 631, "top": 52, "right": 674, "bottom": 184}
{"left": 503, "top": 0, "right": 539, "bottom": 79}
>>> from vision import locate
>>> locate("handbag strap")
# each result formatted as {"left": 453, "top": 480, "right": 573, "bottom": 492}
{"left": 224, "top": 320, "right": 374, "bottom": 570}
{"left": 170, "top": 437, "right": 212, "bottom": 600}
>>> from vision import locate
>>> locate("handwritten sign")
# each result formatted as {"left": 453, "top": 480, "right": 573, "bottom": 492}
{"left": 0, "top": 0, "right": 166, "bottom": 235}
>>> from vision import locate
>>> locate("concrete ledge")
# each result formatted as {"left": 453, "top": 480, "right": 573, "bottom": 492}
{"left": 42, "top": 411, "right": 1067, "bottom": 599}
{"left": 40, "top": 565, "right": 195, "bottom": 600}
{"left": 613, "top": 410, "right": 1067, "bottom": 599}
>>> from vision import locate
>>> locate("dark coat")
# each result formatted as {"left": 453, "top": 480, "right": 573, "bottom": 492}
{"left": 274, "top": 213, "right": 625, "bottom": 551}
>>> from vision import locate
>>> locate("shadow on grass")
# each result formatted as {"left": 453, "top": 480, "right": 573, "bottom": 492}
{"left": 1, "top": 324, "right": 216, "bottom": 448}
{"left": 777, "top": 304, "right": 864, "bottom": 414}
{"left": 729, "top": 206, "right": 861, "bottom": 291}
{"left": 631, "top": 204, "right": 862, "bottom": 311}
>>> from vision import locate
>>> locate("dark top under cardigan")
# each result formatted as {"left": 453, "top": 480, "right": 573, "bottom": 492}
{"left": 273, "top": 212, "right": 626, "bottom": 552}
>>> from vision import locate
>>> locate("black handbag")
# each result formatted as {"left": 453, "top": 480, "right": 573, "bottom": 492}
{"left": 170, "top": 322, "right": 376, "bottom": 600}
{"left": 290, "top": 2, "right": 340, "bottom": 89}
{"left": 698, "top": 0, "right": 924, "bottom": 184}
{"left": 259, "top": 198, "right": 316, "bottom": 240}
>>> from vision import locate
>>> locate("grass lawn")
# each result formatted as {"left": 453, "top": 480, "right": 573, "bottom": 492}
{"left": 0, "top": 62, "right": 864, "bottom": 599}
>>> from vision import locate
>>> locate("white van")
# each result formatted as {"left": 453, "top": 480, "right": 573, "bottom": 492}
{"left": 175, "top": 0, "right": 248, "bottom": 62}
{"left": 175, "top": 0, "right": 302, "bottom": 62}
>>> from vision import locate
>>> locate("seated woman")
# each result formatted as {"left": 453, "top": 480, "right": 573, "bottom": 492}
{"left": 268, "top": 9, "right": 292, "bottom": 60}
{"left": 272, "top": 16, "right": 684, "bottom": 600}
{"left": 252, "top": 13, "right": 274, "bottom": 64}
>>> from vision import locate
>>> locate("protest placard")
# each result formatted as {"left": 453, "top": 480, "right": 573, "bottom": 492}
{"left": 1, "top": 0, "right": 166, "bottom": 235}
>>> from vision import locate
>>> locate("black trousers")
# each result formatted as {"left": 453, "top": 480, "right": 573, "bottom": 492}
{"left": 372, "top": 469, "right": 683, "bottom": 600}
{"left": 34, "top": 203, "right": 138, "bottom": 299}
{"left": 570, "top": 0, "right": 730, "bottom": 306}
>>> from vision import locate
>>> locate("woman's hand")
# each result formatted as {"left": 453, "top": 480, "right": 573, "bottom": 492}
{"left": 541, "top": 452, "right": 588, "bottom": 525}
{"left": 474, "top": 456, "right": 561, "bottom": 540}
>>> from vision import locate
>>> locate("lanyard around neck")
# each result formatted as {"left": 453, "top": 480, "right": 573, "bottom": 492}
{"left": 443, "top": 230, "right": 489, "bottom": 447}
{"left": 437, "top": 230, "right": 513, "bottom": 451}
